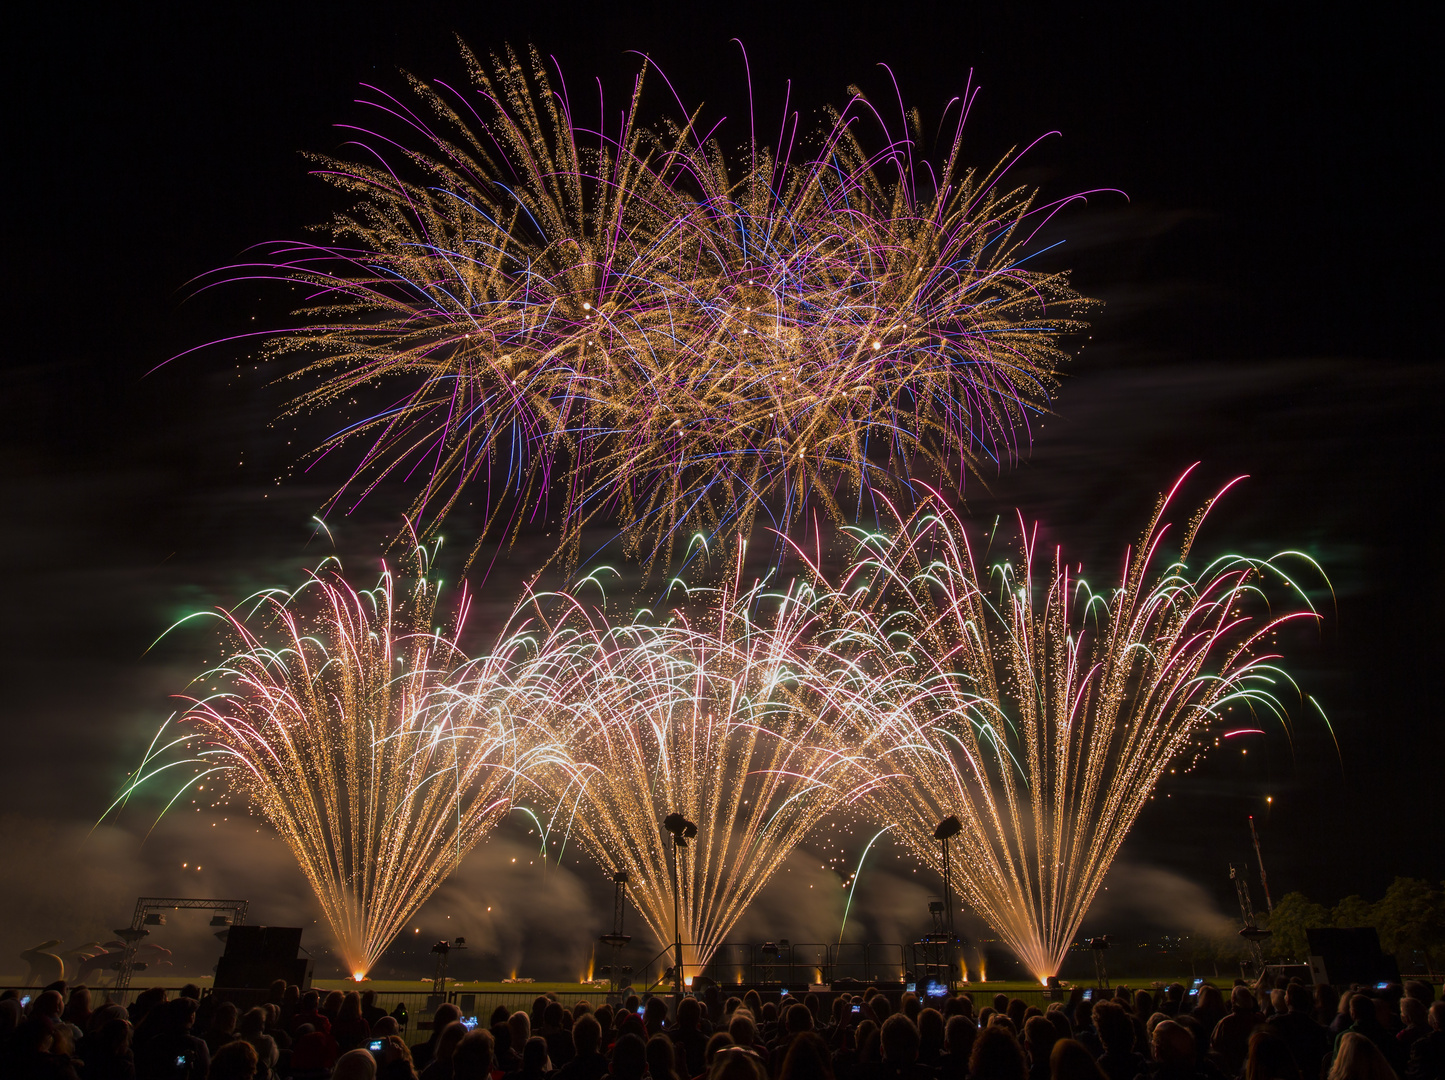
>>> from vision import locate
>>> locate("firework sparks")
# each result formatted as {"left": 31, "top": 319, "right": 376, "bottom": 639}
{"left": 794, "top": 472, "right": 1326, "bottom": 981}
{"left": 204, "top": 46, "right": 1094, "bottom": 571}
{"left": 109, "top": 547, "right": 559, "bottom": 976}
{"left": 505, "top": 553, "right": 874, "bottom": 973}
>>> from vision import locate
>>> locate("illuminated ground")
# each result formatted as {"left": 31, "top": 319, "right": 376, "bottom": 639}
{"left": 5, "top": 976, "right": 1192, "bottom": 996}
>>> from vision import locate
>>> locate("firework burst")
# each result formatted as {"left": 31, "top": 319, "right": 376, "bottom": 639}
{"left": 505, "top": 552, "right": 875, "bottom": 973}
{"left": 206, "top": 46, "right": 1095, "bottom": 571}
{"left": 110, "top": 547, "right": 559, "bottom": 977}
{"left": 794, "top": 472, "right": 1327, "bottom": 981}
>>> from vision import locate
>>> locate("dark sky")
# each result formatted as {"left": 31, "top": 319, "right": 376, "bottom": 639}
{"left": 2, "top": 2, "right": 1438, "bottom": 980}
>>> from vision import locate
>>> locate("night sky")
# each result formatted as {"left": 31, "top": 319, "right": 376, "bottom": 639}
{"left": 3, "top": 2, "right": 1437, "bottom": 981}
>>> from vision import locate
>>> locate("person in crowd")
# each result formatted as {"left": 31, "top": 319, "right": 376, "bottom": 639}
{"left": 869, "top": 1013, "right": 933, "bottom": 1080}
{"left": 647, "top": 1033, "right": 682, "bottom": 1080}
{"left": 1213, "top": 985, "right": 1267, "bottom": 1076}
{"left": 1094, "top": 1002, "right": 1147, "bottom": 1080}
{"left": 135, "top": 996, "right": 210, "bottom": 1080}
{"left": 1024, "top": 1016, "right": 1060, "bottom": 1080}
{"left": 1045, "top": 1006, "right": 1072, "bottom": 1045}
{"left": 1007, "top": 1003, "right": 1028, "bottom": 1033}
{"left": 451, "top": 1030, "right": 497, "bottom": 1080}
{"left": 278, "top": 987, "right": 300, "bottom": 1032}
{"left": 335, "top": 1046, "right": 381, "bottom": 1080}
{"left": 29, "top": 990, "right": 66, "bottom": 1033}
{"left": 937, "top": 1014, "right": 976, "bottom": 1080}
{"left": 378, "top": 1034, "right": 419, "bottom": 1080}
{"left": 643, "top": 1000, "right": 669, "bottom": 1041}
{"left": 1161, "top": 988, "right": 1186, "bottom": 1020}
{"left": 415, "top": 1005, "right": 463, "bottom": 1072}
{"left": 1141, "top": 1021, "right": 1211, "bottom": 1080}
{"left": 291, "top": 1020, "right": 342, "bottom": 1076}
{"left": 503, "top": 1034, "right": 553, "bottom": 1080}
{"left": 0, "top": 996, "right": 21, "bottom": 1073}
{"left": 210, "top": 1039, "right": 260, "bottom": 1080}
{"left": 610, "top": 1033, "right": 647, "bottom": 1080}
{"left": 729, "top": 1013, "right": 761, "bottom": 1055}
{"left": 1335, "top": 994, "right": 1406, "bottom": 1074}
{"left": 1051, "top": 1039, "right": 1107, "bottom": 1080}
{"left": 334, "top": 992, "right": 373, "bottom": 1051}
{"left": 204, "top": 1002, "right": 241, "bottom": 1055}
{"left": 1332, "top": 998, "right": 1358, "bottom": 1040}
{"left": 392, "top": 1002, "right": 412, "bottom": 1035}
{"left": 770, "top": 1004, "right": 814, "bottom": 1075}
{"left": 1326, "top": 1032, "right": 1397, "bottom": 1080}
{"left": 779, "top": 1032, "right": 835, "bottom": 1080}
{"left": 555, "top": 1015, "right": 609, "bottom": 1080}
{"left": 375, "top": 1017, "right": 401, "bottom": 1039}
{"left": 506, "top": 1014, "right": 533, "bottom": 1072}
{"left": 61, "top": 987, "right": 92, "bottom": 1034}
{"left": 702, "top": 1033, "right": 736, "bottom": 1077}
{"left": 836, "top": 1020, "right": 876, "bottom": 1080}
{"left": 1378, "top": 992, "right": 1406, "bottom": 1037}
{"left": 1313, "top": 989, "right": 1339, "bottom": 1031}
{"left": 671, "top": 998, "right": 710, "bottom": 1077}
{"left": 1406, "top": 1002, "right": 1445, "bottom": 1080}
{"left": 616, "top": 1014, "right": 648, "bottom": 1050}
{"left": 420, "top": 1021, "right": 468, "bottom": 1080}
{"left": 1073, "top": 1002, "right": 1103, "bottom": 1060}
{"left": 1244, "top": 1031, "right": 1300, "bottom": 1080}
{"left": 1269, "top": 982, "right": 1330, "bottom": 1080}
{"left": 1192, "top": 990, "right": 1227, "bottom": 1045}
{"left": 81, "top": 1013, "right": 135, "bottom": 1080}
{"left": 261, "top": 1003, "right": 290, "bottom": 1051}
{"left": 709, "top": 1048, "right": 766, "bottom": 1080}
{"left": 13, "top": 1018, "right": 81, "bottom": 1080}
{"left": 544, "top": 1001, "right": 576, "bottom": 1069}
{"left": 916, "top": 1010, "right": 944, "bottom": 1067}
{"left": 972, "top": 1024, "right": 1028, "bottom": 1080}
{"left": 1399, "top": 1000, "right": 1430, "bottom": 1055}
{"left": 76, "top": 1004, "right": 124, "bottom": 1061}
{"left": 1267, "top": 993, "right": 1287, "bottom": 1023}
{"left": 290, "top": 992, "right": 331, "bottom": 1038}
{"left": 362, "top": 993, "right": 389, "bottom": 1029}
{"left": 321, "top": 993, "right": 346, "bottom": 1026}
{"left": 237, "top": 1007, "right": 279, "bottom": 1080}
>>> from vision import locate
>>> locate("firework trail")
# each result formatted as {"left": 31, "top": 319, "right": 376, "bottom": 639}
{"left": 109, "top": 547, "right": 561, "bottom": 977}
{"left": 203, "top": 45, "right": 1096, "bottom": 571}
{"left": 504, "top": 550, "right": 875, "bottom": 974}
{"left": 792, "top": 472, "right": 1327, "bottom": 981}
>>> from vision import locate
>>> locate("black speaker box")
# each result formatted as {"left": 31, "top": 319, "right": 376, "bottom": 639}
{"left": 214, "top": 925, "right": 310, "bottom": 989}
{"left": 221, "top": 925, "right": 304, "bottom": 961}
{"left": 1304, "top": 927, "right": 1400, "bottom": 986}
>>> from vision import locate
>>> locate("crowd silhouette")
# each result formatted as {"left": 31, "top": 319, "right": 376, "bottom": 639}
{"left": 1, "top": 976, "right": 1440, "bottom": 1080}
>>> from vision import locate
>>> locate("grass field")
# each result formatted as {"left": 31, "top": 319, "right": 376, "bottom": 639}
{"left": 3, "top": 975, "right": 1202, "bottom": 997}
{"left": 49, "top": 976, "right": 1185, "bottom": 995}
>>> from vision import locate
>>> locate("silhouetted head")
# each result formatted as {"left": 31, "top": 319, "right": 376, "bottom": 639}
{"left": 611, "top": 1033, "right": 647, "bottom": 1080}
{"left": 1151, "top": 1021, "right": 1194, "bottom": 1067}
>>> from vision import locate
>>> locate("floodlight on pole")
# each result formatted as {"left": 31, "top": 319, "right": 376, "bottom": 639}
{"left": 663, "top": 812, "right": 697, "bottom": 1003}
{"left": 933, "top": 815, "right": 962, "bottom": 990}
